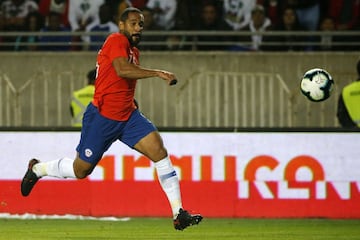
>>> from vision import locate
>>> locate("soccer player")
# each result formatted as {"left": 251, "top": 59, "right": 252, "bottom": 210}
{"left": 21, "top": 7, "right": 202, "bottom": 231}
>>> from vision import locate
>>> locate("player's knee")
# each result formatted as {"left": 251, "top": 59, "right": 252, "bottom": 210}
{"left": 151, "top": 146, "right": 168, "bottom": 161}
{"left": 74, "top": 168, "right": 90, "bottom": 179}
{"left": 73, "top": 158, "right": 93, "bottom": 179}
{"left": 158, "top": 147, "right": 167, "bottom": 159}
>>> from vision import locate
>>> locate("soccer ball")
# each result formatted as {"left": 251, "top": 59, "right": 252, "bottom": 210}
{"left": 300, "top": 68, "right": 334, "bottom": 102}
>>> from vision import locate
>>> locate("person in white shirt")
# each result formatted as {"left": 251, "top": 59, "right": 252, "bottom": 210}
{"left": 232, "top": 4, "right": 271, "bottom": 51}
{"left": 68, "top": 0, "right": 104, "bottom": 32}
{"left": 146, "top": 0, "right": 177, "bottom": 30}
{"left": 223, "top": 0, "right": 256, "bottom": 30}
{"left": 247, "top": 4, "right": 271, "bottom": 50}
{"left": 84, "top": 3, "right": 119, "bottom": 51}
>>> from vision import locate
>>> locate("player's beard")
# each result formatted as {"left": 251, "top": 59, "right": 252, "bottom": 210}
{"left": 124, "top": 31, "right": 141, "bottom": 47}
{"left": 131, "top": 33, "right": 141, "bottom": 47}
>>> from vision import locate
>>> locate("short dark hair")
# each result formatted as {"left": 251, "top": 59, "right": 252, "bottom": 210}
{"left": 119, "top": 7, "right": 142, "bottom": 22}
{"left": 87, "top": 69, "right": 96, "bottom": 85}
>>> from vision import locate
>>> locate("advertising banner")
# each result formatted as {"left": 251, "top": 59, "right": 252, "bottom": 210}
{"left": 1, "top": 132, "right": 359, "bottom": 218}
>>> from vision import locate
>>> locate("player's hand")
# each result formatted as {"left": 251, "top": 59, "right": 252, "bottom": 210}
{"left": 157, "top": 70, "right": 178, "bottom": 86}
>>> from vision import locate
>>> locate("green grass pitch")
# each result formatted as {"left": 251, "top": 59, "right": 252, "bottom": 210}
{"left": 1, "top": 218, "right": 360, "bottom": 240}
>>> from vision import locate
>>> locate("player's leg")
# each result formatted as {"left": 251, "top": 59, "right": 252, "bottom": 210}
{"left": 134, "top": 131, "right": 202, "bottom": 230}
{"left": 133, "top": 130, "right": 167, "bottom": 161}
{"left": 31, "top": 154, "right": 94, "bottom": 178}
{"left": 21, "top": 155, "right": 95, "bottom": 197}
{"left": 122, "top": 111, "right": 182, "bottom": 216}
{"left": 123, "top": 110, "right": 202, "bottom": 230}
{"left": 21, "top": 103, "right": 116, "bottom": 196}
{"left": 134, "top": 131, "right": 182, "bottom": 214}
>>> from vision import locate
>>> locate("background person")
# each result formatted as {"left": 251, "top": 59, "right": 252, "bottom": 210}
{"left": 85, "top": 3, "right": 119, "bottom": 51}
{"left": 70, "top": 69, "right": 96, "bottom": 127}
{"left": 138, "top": 7, "right": 165, "bottom": 51}
{"left": 14, "top": 11, "right": 44, "bottom": 51}
{"left": 1, "top": 0, "right": 39, "bottom": 31}
{"left": 238, "top": 4, "right": 272, "bottom": 51}
{"left": 67, "top": 0, "right": 104, "bottom": 32}
{"left": 145, "top": 0, "right": 177, "bottom": 30}
{"left": 223, "top": 0, "right": 256, "bottom": 30}
{"left": 38, "top": 11, "right": 72, "bottom": 51}
{"left": 261, "top": 6, "right": 306, "bottom": 51}
{"left": 38, "top": 0, "right": 70, "bottom": 28}
{"left": 67, "top": 0, "right": 105, "bottom": 50}
{"left": 193, "top": 1, "right": 233, "bottom": 51}
{"left": 337, "top": 59, "right": 360, "bottom": 128}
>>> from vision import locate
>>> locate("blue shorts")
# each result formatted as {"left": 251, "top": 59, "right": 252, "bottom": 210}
{"left": 76, "top": 103, "right": 157, "bottom": 165}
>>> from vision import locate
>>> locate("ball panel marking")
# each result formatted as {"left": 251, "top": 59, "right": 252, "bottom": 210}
{"left": 300, "top": 68, "right": 334, "bottom": 102}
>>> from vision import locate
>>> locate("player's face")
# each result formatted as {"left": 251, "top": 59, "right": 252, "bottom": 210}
{"left": 120, "top": 12, "right": 144, "bottom": 46}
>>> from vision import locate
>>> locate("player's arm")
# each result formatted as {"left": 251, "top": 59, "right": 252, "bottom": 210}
{"left": 336, "top": 94, "right": 356, "bottom": 128}
{"left": 112, "top": 57, "right": 176, "bottom": 85}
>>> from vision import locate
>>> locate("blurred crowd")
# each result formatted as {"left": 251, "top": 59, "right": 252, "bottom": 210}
{"left": 0, "top": 0, "right": 359, "bottom": 51}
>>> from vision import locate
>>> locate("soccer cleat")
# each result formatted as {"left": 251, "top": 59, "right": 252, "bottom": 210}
{"left": 21, "top": 159, "right": 41, "bottom": 197}
{"left": 173, "top": 208, "right": 203, "bottom": 231}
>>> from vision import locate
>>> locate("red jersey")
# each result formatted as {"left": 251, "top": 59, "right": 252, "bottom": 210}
{"left": 93, "top": 33, "right": 139, "bottom": 121}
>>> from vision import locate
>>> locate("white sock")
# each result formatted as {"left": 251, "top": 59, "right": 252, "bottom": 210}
{"left": 32, "top": 157, "right": 76, "bottom": 178}
{"left": 154, "top": 157, "right": 182, "bottom": 218}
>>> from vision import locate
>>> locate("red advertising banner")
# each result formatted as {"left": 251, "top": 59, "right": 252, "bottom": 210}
{"left": 0, "top": 132, "right": 359, "bottom": 218}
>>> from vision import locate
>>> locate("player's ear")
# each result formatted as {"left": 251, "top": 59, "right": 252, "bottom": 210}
{"left": 119, "top": 21, "right": 124, "bottom": 31}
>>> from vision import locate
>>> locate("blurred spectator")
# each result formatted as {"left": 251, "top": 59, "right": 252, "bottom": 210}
{"left": 193, "top": 1, "right": 233, "bottom": 51}
{"left": 173, "top": 0, "right": 191, "bottom": 30}
{"left": 314, "top": 15, "right": 357, "bottom": 51}
{"left": 316, "top": 18, "right": 359, "bottom": 51}
{"left": 257, "top": 0, "right": 283, "bottom": 26}
{"left": 85, "top": 3, "right": 118, "bottom": 51}
{"left": 38, "top": 0, "right": 69, "bottom": 28}
{"left": 1, "top": 0, "right": 39, "bottom": 31}
{"left": 70, "top": 68, "right": 96, "bottom": 127}
{"left": 262, "top": 6, "right": 306, "bottom": 51}
{"left": 138, "top": 7, "right": 165, "bottom": 51}
{"left": 316, "top": 16, "right": 338, "bottom": 51}
{"left": 105, "top": 0, "right": 131, "bottom": 23}
{"left": 286, "top": 0, "right": 320, "bottom": 31}
{"left": 38, "top": 11, "right": 72, "bottom": 51}
{"left": 174, "top": 0, "right": 222, "bottom": 31}
{"left": 14, "top": 11, "right": 44, "bottom": 50}
{"left": 287, "top": 0, "right": 321, "bottom": 50}
{"left": 337, "top": 59, "right": 360, "bottom": 128}
{"left": 0, "top": 12, "right": 11, "bottom": 50}
{"left": 129, "top": 0, "right": 147, "bottom": 9}
{"left": 223, "top": 0, "right": 256, "bottom": 30}
{"left": 164, "top": 35, "right": 188, "bottom": 50}
{"left": 325, "top": 0, "right": 360, "bottom": 51}
{"left": 146, "top": 0, "right": 177, "bottom": 30}
{"left": 236, "top": 4, "right": 271, "bottom": 51}
{"left": 68, "top": 0, "right": 104, "bottom": 31}
{"left": 327, "top": 0, "right": 360, "bottom": 30}
{"left": 68, "top": 0, "right": 104, "bottom": 50}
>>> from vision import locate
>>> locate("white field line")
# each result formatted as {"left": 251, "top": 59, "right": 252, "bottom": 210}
{"left": 0, "top": 213, "right": 131, "bottom": 221}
